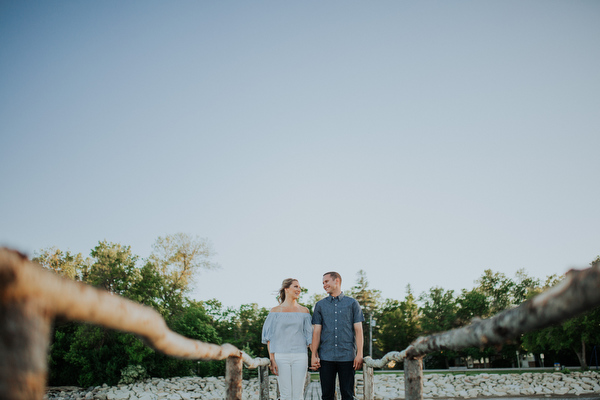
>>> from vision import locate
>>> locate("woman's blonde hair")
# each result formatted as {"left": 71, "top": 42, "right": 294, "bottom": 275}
{"left": 278, "top": 278, "right": 298, "bottom": 304}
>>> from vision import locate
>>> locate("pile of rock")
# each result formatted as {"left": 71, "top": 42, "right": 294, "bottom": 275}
{"left": 45, "top": 376, "right": 279, "bottom": 400}
{"left": 371, "top": 371, "right": 600, "bottom": 399}
{"left": 45, "top": 371, "right": 600, "bottom": 400}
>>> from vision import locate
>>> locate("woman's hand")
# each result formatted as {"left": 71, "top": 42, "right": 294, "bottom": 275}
{"left": 269, "top": 355, "right": 278, "bottom": 376}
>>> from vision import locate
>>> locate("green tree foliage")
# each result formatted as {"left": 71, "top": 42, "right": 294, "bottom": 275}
{"left": 418, "top": 287, "right": 459, "bottom": 368}
{"left": 375, "top": 285, "right": 420, "bottom": 361}
{"left": 33, "top": 247, "right": 90, "bottom": 281}
{"left": 42, "top": 235, "right": 224, "bottom": 386}
{"left": 473, "top": 269, "right": 515, "bottom": 315}
{"left": 48, "top": 321, "right": 81, "bottom": 386}
{"left": 63, "top": 325, "right": 126, "bottom": 387}
{"left": 347, "top": 270, "right": 382, "bottom": 358}
{"left": 127, "top": 261, "right": 165, "bottom": 312}
{"left": 419, "top": 287, "right": 457, "bottom": 334}
{"left": 149, "top": 233, "right": 220, "bottom": 316}
{"left": 88, "top": 241, "right": 140, "bottom": 296}
{"left": 37, "top": 236, "right": 600, "bottom": 383}
{"left": 205, "top": 302, "right": 270, "bottom": 359}
{"left": 512, "top": 269, "right": 541, "bottom": 304}
{"left": 458, "top": 269, "right": 541, "bottom": 367}
{"left": 522, "top": 257, "right": 600, "bottom": 368}
{"left": 347, "top": 269, "right": 381, "bottom": 316}
{"left": 455, "top": 289, "right": 488, "bottom": 326}
{"left": 151, "top": 301, "right": 222, "bottom": 378}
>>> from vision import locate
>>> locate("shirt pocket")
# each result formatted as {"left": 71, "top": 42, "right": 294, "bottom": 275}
{"left": 338, "top": 302, "right": 354, "bottom": 325}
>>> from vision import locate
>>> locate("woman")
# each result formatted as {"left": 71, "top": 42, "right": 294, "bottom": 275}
{"left": 262, "top": 278, "right": 312, "bottom": 400}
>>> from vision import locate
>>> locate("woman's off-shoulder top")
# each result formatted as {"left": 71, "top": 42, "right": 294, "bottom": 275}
{"left": 261, "top": 312, "right": 312, "bottom": 353}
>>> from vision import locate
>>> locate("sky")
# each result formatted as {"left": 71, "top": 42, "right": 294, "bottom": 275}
{"left": 1, "top": 1, "right": 599, "bottom": 310}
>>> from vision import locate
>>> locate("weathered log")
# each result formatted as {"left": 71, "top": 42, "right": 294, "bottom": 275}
{"left": 226, "top": 356, "right": 243, "bottom": 400}
{"left": 0, "top": 296, "right": 51, "bottom": 399}
{"left": 258, "top": 365, "right": 270, "bottom": 400}
{"left": 364, "top": 260, "right": 600, "bottom": 369}
{"left": 0, "top": 247, "right": 269, "bottom": 400}
{"left": 0, "top": 248, "right": 270, "bottom": 362}
{"left": 404, "top": 358, "right": 423, "bottom": 400}
{"left": 405, "top": 261, "right": 600, "bottom": 359}
{"left": 362, "top": 362, "right": 374, "bottom": 400}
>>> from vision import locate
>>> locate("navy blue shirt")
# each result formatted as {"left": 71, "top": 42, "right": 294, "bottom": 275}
{"left": 312, "top": 293, "right": 364, "bottom": 362}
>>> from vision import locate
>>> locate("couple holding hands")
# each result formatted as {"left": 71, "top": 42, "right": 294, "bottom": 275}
{"left": 261, "top": 272, "right": 364, "bottom": 400}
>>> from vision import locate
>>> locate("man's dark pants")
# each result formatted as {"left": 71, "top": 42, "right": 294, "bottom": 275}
{"left": 319, "top": 360, "right": 355, "bottom": 400}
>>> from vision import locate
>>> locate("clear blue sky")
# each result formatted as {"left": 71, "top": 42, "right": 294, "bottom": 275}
{"left": 1, "top": 1, "right": 599, "bottom": 309}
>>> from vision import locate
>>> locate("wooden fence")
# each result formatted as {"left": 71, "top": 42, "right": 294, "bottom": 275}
{"left": 1, "top": 247, "right": 599, "bottom": 400}
{"left": 363, "top": 257, "right": 600, "bottom": 399}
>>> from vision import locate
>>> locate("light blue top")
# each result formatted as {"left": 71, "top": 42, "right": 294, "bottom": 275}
{"left": 261, "top": 312, "right": 313, "bottom": 354}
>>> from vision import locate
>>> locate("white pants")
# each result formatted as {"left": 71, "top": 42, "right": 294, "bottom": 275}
{"left": 274, "top": 353, "right": 308, "bottom": 400}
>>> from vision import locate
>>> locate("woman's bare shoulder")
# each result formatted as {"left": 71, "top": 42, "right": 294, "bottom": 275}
{"left": 300, "top": 306, "right": 310, "bottom": 314}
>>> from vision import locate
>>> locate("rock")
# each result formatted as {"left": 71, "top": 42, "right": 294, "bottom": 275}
{"left": 107, "top": 389, "right": 130, "bottom": 400}
{"left": 44, "top": 370, "right": 600, "bottom": 400}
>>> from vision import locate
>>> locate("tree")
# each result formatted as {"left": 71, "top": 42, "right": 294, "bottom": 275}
{"left": 418, "top": 287, "right": 459, "bottom": 368}
{"left": 522, "top": 257, "right": 600, "bottom": 368}
{"left": 474, "top": 269, "right": 516, "bottom": 316}
{"left": 33, "top": 247, "right": 90, "bottom": 281}
{"left": 87, "top": 241, "right": 140, "bottom": 296}
{"left": 203, "top": 300, "right": 270, "bottom": 359}
{"left": 149, "top": 233, "right": 220, "bottom": 314}
{"left": 347, "top": 269, "right": 381, "bottom": 316}
{"left": 512, "top": 269, "right": 541, "bottom": 305}
{"left": 347, "top": 270, "right": 382, "bottom": 358}
{"left": 375, "top": 285, "right": 420, "bottom": 362}
{"left": 419, "top": 287, "right": 457, "bottom": 334}
{"left": 152, "top": 300, "right": 222, "bottom": 378}
{"left": 455, "top": 289, "right": 488, "bottom": 326}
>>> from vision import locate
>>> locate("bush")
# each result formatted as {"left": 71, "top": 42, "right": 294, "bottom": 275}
{"left": 119, "top": 365, "right": 149, "bottom": 384}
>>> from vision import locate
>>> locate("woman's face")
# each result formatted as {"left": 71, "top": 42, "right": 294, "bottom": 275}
{"left": 285, "top": 280, "right": 302, "bottom": 300}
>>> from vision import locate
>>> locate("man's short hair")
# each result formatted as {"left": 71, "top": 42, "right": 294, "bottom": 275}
{"left": 323, "top": 271, "right": 342, "bottom": 284}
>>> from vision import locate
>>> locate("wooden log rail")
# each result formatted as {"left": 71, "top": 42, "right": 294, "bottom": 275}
{"left": 0, "top": 248, "right": 269, "bottom": 400}
{"left": 3, "top": 247, "right": 600, "bottom": 400}
{"left": 363, "top": 259, "right": 600, "bottom": 400}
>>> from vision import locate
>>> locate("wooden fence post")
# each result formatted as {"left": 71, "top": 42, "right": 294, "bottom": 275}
{"left": 1, "top": 253, "right": 52, "bottom": 400}
{"left": 258, "top": 365, "right": 269, "bottom": 400}
{"left": 226, "top": 355, "right": 243, "bottom": 400}
{"left": 404, "top": 357, "right": 423, "bottom": 400}
{"left": 363, "top": 363, "right": 374, "bottom": 400}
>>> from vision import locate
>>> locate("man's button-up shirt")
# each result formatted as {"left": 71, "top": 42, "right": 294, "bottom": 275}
{"left": 312, "top": 293, "right": 364, "bottom": 362}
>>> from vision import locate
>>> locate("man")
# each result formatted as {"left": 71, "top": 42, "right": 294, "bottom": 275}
{"left": 311, "top": 272, "right": 364, "bottom": 400}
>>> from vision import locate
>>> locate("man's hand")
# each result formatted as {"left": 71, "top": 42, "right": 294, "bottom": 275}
{"left": 353, "top": 354, "right": 363, "bottom": 370}
{"left": 311, "top": 353, "right": 321, "bottom": 371}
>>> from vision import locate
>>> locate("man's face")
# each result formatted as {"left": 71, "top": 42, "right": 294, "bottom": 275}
{"left": 322, "top": 274, "right": 339, "bottom": 295}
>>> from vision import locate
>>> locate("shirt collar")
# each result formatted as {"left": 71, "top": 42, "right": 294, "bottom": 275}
{"left": 327, "top": 292, "right": 345, "bottom": 302}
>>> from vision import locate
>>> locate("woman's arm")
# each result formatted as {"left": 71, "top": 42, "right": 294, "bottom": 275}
{"left": 267, "top": 341, "right": 278, "bottom": 375}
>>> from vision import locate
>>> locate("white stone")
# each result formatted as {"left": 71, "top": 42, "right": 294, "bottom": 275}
{"left": 107, "top": 390, "right": 131, "bottom": 400}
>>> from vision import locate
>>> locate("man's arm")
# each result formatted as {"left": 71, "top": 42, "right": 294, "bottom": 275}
{"left": 353, "top": 322, "right": 364, "bottom": 370}
{"left": 311, "top": 324, "right": 322, "bottom": 370}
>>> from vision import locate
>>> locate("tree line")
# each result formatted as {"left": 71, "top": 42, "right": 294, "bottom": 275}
{"left": 33, "top": 234, "right": 599, "bottom": 387}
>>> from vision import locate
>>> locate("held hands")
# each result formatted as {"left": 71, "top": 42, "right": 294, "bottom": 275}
{"left": 310, "top": 353, "right": 362, "bottom": 370}
{"left": 310, "top": 353, "right": 321, "bottom": 371}
{"left": 353, "top": 354, "right": 363, "bottom": 370}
